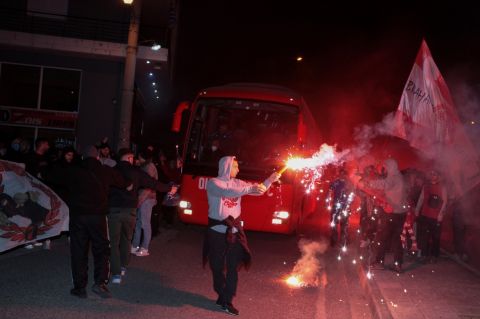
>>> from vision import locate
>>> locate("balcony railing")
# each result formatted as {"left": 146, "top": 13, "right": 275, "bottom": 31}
{"left": 0, "top": 6, "right": 130, "bottom": 43}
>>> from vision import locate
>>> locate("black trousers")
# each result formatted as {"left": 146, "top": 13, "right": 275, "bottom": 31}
{"left": 69, "top": 214, "right": 110, "bottom": 289}
{"left": 375, "top": 212, "right": 407, "bottom": 265}
{"left": 417, "top": 215, "right": 442, "bottom": 258}
{"left": 330, "top": 209, "right": 350, "bottom": 246}
{"left": 207, "top": 229, "right": 245, "bottom": 304}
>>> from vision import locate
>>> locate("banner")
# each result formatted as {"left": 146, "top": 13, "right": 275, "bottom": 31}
{"left": 0, "top": 160, "right": 69, "bottom": 252}
{"left": 393, "top": 39, "right": 480, "bottom": 197}
{"left": 0, "top": 106, "right": 77, "bottom": 130}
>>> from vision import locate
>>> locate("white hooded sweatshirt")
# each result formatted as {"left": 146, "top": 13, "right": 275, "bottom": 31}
{"left": 206, "top": 156, "right": 276, "bottom": 233}
{"left": 368, "top": 158, "right": 408, "bottom": 214}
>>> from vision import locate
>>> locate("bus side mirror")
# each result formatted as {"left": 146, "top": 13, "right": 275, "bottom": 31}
{"left": 172, "top": 101, "right": 191, "bottom": 133}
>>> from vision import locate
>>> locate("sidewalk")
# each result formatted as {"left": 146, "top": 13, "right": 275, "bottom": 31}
{"left": 358, "top": 251, "right": 480, "bottom": 319}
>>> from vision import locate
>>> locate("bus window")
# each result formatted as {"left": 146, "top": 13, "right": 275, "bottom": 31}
{"left": 184, "top": 98, "right": 299, "bottom": 179}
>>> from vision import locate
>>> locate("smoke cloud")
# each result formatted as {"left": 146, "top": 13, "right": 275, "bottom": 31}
{"left": 289, "top": 239, "right": 328, "bottom": 287}
{"left": 346, "top": 112, "right": 397, "bottom": 161}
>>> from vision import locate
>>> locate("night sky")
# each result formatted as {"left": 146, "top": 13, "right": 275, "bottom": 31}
{"left": 172, "top": 1, "right": 480, "bottom": 147}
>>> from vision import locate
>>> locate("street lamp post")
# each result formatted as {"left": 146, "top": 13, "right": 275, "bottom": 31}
{"left": 117, "top": 0, "right": 141, "bottom": 149}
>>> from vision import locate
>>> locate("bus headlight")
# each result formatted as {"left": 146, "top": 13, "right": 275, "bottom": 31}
{"left": 273, "top": 211, "right": 289, "bottom": 219}
{"left": 179, "top": 200, "right": 191, "bottom": 209}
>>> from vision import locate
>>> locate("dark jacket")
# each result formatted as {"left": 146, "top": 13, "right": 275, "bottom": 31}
{"left": 24, "top": 152, "right": 49, "bottom": 179}
{"left": 108, "top": 160, "right": 171, "bottom": 209}
{"left": 45, "top": 157, "right": 130, "bottom": 216}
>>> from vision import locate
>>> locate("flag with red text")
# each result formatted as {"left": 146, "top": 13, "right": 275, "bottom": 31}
{"left": 393, "top": 39, "right": 480, "bottom": 197}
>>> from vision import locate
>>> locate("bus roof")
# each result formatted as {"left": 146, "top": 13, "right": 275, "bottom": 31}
{"left": 197, "top": 83, "right": 305, "bottom": 108}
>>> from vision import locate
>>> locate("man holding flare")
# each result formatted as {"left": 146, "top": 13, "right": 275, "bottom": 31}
{"left": 203, "top": 156, "right": 281, "bottom": 316}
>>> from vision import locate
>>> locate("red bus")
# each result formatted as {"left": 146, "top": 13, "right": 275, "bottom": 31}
{"left": 173, "top": 83, "right": 322, "bottom": 234}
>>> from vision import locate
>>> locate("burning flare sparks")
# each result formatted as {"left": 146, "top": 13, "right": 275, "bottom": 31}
{"left": 284, "top": 144, "right": 340, "bottom": 170}
{"left": 281, "top": 144, "right": 347, "bottom": 194}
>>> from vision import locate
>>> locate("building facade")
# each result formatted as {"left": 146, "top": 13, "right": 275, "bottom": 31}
{"left": 0, "top": 0, "right": 172, "bottom": 152}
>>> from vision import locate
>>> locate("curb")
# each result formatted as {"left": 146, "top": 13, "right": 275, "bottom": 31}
{"left": 440, "top": 248, "right": 480, "bottom": 277}
{"left": 357, "top": 263, "right": 393, "bottom": 319}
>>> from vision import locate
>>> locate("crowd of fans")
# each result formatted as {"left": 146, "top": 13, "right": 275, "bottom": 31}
{"left": 327, "top": 158, "right": 469, "bottom": 274}
{"left": 0, "top": 136, "right": 182, "bottom": 298}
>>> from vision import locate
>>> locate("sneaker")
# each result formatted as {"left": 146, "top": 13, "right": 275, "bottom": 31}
{"left": 120, "top": 267, "right": 127, "bottom": 276}
{"left": 223, "top": 303, "right": 239, "bottom": 316}
{"left": 33, "top": 241, "right": 43, "bottom": 247}
{"left": 135, "top": 248, "right": 149, "bottom": 257}
{"left": 92, "top": 283, "right": 112, "bottom": 298}
{"left": 131, "top": 246, "right": 139, "bottom": 254}
{"left": 215, "top": 296, "right": 224, "bottom": 307}
{"left": 111, "top": 275, "right": 122, "bottom": 284}
{"left": 43, "top": 239, "right": 51, "bottom": 250}
{"left": 24, "top": 244, "right": 34, "bottom": 249}
{"left": 70, "top": 287, "right": 87, "bottom": 299}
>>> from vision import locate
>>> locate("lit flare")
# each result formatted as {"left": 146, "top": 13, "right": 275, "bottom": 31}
{"left": 285, "top": 144, "right": 338, "bottom": 171}
{"left": 285, "top": 275, "right": 303, "bottom": 288}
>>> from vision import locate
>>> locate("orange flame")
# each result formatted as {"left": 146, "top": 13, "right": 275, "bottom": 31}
{"left": 285, "top": 275, "right": 303, "bottom": 288}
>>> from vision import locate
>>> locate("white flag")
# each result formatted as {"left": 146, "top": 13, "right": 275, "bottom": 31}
{"left": 0, "top": 160, "right": 69, "bottom": 252}
{"left": 393, "top": 39, "right": 480, "bottom": 197}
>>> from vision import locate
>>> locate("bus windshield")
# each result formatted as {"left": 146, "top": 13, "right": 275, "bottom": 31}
{"left": 184, "top": 98, "right": 300, "bottom": 179}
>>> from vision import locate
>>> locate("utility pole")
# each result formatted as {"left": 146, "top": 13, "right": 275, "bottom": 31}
{"left": 117, "top": 0, "right": 141, "bottom": 150}
{"left": 168, "top": 0, "right": 180, "bottom": 83}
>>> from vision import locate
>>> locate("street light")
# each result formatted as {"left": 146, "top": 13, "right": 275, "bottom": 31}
{"left": 123, "top": 0, "right": 134, "bottom": 4}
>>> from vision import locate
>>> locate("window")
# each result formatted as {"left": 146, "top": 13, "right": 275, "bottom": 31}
{"left": 0, "top": 63, "right": 41, "bottom": 109}
{"left": 0, "top": 62, "right": 81, "bottom": 112}
{"left": 37, "top": 128, "right": 75, "bottom": 148}
{"left": 185, "top": 98, "right": 299, "bottom": 178}
{"left": 41, "top": 67, "right": 81, "bottom": 112}
{"left": 0, "top": 125, "right": 35, "bottom": 146}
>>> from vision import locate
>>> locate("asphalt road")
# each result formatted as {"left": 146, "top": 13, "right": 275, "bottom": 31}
{"left": 0, "top": 218, "right": 372, "bottom": 319}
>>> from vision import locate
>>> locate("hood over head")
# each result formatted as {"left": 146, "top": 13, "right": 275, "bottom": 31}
{"left": 384, "top": 158, "right": 400, "bottom": 176}
{"left": 217, "top": 156, "right": 235, "bottom": 180}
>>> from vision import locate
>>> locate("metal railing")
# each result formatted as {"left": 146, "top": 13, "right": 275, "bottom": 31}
{"left": 0, "top": 6, "right": 130, "bottom": 43}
